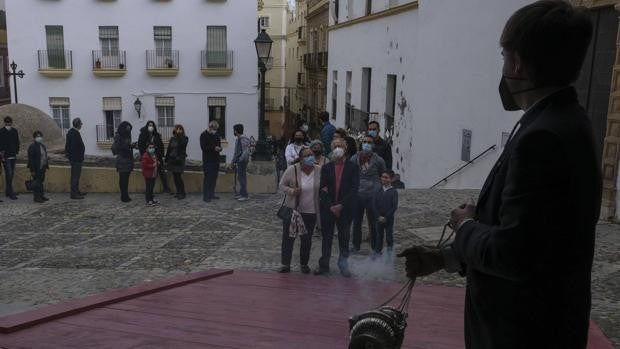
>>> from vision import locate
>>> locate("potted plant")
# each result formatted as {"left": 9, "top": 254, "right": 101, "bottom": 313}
{"left": 95, "top": 59, "right": 101, "bottom": 69}
{"left": 119, "top": 63, "right": 125, "bottom": 69}
{"left": 166, "top": 58, "right": 173, "bottom": 68}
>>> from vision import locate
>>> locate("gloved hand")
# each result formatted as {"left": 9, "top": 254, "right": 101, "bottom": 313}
{"left": 397, "top": 245, "right": 445, "bottom": 279}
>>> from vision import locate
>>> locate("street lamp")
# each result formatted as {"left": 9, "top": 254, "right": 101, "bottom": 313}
{"left": 7, "top": 61, "right": 25, "bottom": 104}
{"left": 134, "top": 97, "right": 142, "bottom": 118}
{"left": 253, "top": 29, "right": 273, "bottom": 161}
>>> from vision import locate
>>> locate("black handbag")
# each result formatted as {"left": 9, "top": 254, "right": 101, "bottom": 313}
{"left": 277, "top": 166, "right": 298, "bottom": 222}
{"left": 25, "top": 176, "right": 37, "bottom": 192}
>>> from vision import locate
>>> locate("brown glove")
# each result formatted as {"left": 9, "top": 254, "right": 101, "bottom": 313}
{"left": 397, "top": 245, "right": 445, "bottom": 279}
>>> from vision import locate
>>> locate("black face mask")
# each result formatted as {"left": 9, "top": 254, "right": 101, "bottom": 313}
{"left": 499, "top": 75, "right": 537, "bottom": 111}
{"left": 295, "top": 138, "right": 304, "bottom": 143}
{"left": 313, "top": 149, "right": 322, "bottom": 156}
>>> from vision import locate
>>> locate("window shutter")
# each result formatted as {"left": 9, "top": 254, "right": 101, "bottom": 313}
{"left": 102, "top": 97, "right": 122, "bottom": 111}
{"left": 99, "top": 26, "right": 119, "bottom": 39}
{"left": 207, "top": 97, "right": 226, "bottom": 107}
{"left": 155, "top": 97, "right": 175, "bottom": 107}
{"left": 49, "top": 97, "right": 70, "bottom": 106}
{"left": 154, "top": 26, "right": 172, "bottom": 40}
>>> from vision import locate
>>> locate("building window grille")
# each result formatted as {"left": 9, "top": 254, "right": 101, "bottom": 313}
{"left": 155, "top": 97, "right": 175, "bottom": 128}
{"left": 99, "top": 26, "right": 119, "bottom": 56}
{"left": 49, "top": 97, "right": 70, "bottom": 132}
{"left": 208, "top": 97, "right": 227, "bottom": 139}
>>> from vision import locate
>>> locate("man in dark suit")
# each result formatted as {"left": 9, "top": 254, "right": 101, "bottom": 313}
{"left": 399, "top": 2, "right": 601, "bottom": 349}
{"left": 0, "top": 116, "right": 20, "bottom": 200}
{"left": 315, "top": 138, "right": 359, "bottom": 277}
{"left": 200, "top": 120, "right": 222, "bottom": 202}
{"left": 65, "top": 118, "right": 86, "bottom": 199}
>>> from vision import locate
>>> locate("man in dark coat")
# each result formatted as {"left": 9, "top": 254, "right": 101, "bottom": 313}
{"left": 367, "top": 121, "right": 392, "bottom": 170}
{"left": 65, "top": 118, "right": 85, "bottom": 199}
{"left": 200, "top": 120, "right": 222, "bottom": 202}
{"left": 27, "top": 130, "right": 49, "bottom": 203}
{"left": 0, "top": 116, "right": 19, "bottom": 200}
{"left": 138, "top": 120, "right": 170, "bottom": 193}
{"left": 398, "top": 2, "right": 601, "bottom": 349}
{"left": 314, "top": 138, "right": 359, "bottom": 277}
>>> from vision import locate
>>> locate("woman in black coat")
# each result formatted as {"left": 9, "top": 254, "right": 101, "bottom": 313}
{"left": 27, "top": 130, "right": 49, "bottom": 203}
{"left": 112, "top": 121, "right": 134, "bottom": 202}
{"left": 165, "top": 124, "right": 188, "bottom": 199}
{"left": 138, "top": 120, "right": 170, "bottom": 193}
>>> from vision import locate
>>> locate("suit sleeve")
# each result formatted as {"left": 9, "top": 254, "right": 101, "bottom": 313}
{"left": 452, "top": 130, "right": 567, "bottom": 281}
{"left": 342, "top": 164, "right": 359, "bottom": 210}
{"left": 65, "top": 132, "right": 72, "bottom": 160}
{"left": 388, "top": 190, "right": 398, "bottom": 218}
{"left": 27, "top": 145, "right": 34, "bottom": 171}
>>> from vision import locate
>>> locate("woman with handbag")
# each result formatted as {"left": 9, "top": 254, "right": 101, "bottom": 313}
{"left": 277, "top": 147, "right": 321, "bottom": 274}
{"left": 112, "top": 121, "right": 134, "bottom": 203}
{"left": 165, "top": 124, "right": 188, "bottom": 199}
{"left": 27, "top": 130, "right": 49, "bottom": 203}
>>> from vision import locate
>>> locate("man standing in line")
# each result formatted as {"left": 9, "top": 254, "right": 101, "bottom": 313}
{"left": 231, "top": 124, "right": 250, "bottom": 201}
{"left": 398, "top": 2, "right": 601, "bottom": 348}
{"left": 0, "top": 116, "right": 19, "bottom": 200}
{"left": 65, "top": 118, "right": 85, "bottom": 199}
{"left": 367, "top": 121, "right": 392, "bottom": 170}
{"left": 319, "top": 112, "right": 336, "bottom": 155}
{"left": 200, "top": 120, "right": 222, "bottom": 203}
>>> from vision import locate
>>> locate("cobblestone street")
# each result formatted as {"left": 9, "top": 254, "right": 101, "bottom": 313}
{"left": 0, "top": 190, "right": 618, "bottom": 347}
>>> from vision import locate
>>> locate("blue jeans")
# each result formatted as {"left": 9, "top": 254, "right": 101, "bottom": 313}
{"left": 236, "top": 161, "right": 248, "bottom": 197}
{"left": 352, "top": 195, "right": 377, "bottom": 251}
{"left": 3, "top": 159, "right": 16, "bottom": 196}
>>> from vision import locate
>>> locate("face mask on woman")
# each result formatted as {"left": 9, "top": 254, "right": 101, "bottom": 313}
{"left": 148, "top": 126, "right": 154, "bottom": 133}
{"left": 361, "top": 143, "right": 373, "bottom": 152}
{"left": 303, "top": 155, "right": 315, "bottom": 166}
{"left": 147, "top": 148, "right": 156, "bottom": 154}
{"left": 313, "top": 149, "right": 322, "bottom": 156}
{"left": 301, "top": 124, "right": 309, "bottom": 132}
{"left": 35, "top": 136, "right": 43, "bottom": 143}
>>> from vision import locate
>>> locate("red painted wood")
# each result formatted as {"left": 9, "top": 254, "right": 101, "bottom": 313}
{"left": 0, "top": 269, "right": 233, "bottom": 333}
{"left": 0, "top": 269, "right": 614, "bottom": 349}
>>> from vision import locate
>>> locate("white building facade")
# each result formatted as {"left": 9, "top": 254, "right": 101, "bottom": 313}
{"left": 5, "top": 0, "right": 258, "bottom": 162}
{"left": 327, "top": 0, "right": 533, "bottom": 189}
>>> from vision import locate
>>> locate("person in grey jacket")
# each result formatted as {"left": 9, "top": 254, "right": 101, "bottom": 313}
{"left": 27, "top": 131, "right": 49, "bottom": 203}
{"left": 112, "top": 121, "right": 135, "bottom": 202}
{"left": 350, "top": 135, "right": 386, "bottom": 252}
{"left": 231, "top": 124, "right": 251, "bottom": 201}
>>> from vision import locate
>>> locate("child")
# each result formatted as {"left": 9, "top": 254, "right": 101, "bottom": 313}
{"left": 374, "top": 170, "right": 399, "bottom": 254}
{"left": 141, "top": 142, "right": 160, "bottom": 206}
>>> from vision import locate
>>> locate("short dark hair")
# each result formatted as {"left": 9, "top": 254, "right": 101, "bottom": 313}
{"left": 500, "top": 0, "right": 593, "bottom": 87}
{"left": 4, "top": 116, "right": 12, "bottom": 123}
{"left": 233, "top": 124, "right": 244, "bottom": 135}
{"left": 72, "top": 118, "right": 82, "bottom": 128}
{"left": 335, "top": 128, "right": 348, "bottom": 137}
{"left": 319, "top": 112, "right": 330, "bottom": 123}
{"left": 368, "top": 121, "right": 380, "bottom": 128}
{"left": 33, "top": 130, "right": 42, "bottom": 138}
{"left": 382, "top": 170, "right": 395, "bottom": 178}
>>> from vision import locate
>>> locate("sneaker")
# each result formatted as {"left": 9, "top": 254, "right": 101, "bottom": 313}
{"left": 152, "top": 200, "right": 160, "bottom": 205}
{"left": 233, "top": 194, "right": 242, "bottom": 199}
{"left": 146, "top": 201, "right": 155, "bottom": 207}
{"left": 237, "top": 196, "right": 249, "bottom": 201}
{"left": 278, "top": 266, "right": 291, "bottom": 273}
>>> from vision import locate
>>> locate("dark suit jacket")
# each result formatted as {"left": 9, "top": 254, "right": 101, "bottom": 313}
{"left": 452, "top": 87, "right": 602, "bottom": 349}
{"left": 64, "top": 128, "right": 85, "bottom": 163}
{"left": 319, "top": 159, "right": 359, "bottom": 219}
{"left": 27, "top": 142, "right": 49, "bottom": 172}
{"left": 200, "top": 131, "right": 221, "bottom": 164}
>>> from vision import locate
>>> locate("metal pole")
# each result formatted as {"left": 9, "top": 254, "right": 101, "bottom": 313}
{"left": 259, "top": 62, "right": 266, "bottom": 144}
{"left": 12, "top": 71, "right": 18, "bottom": 104}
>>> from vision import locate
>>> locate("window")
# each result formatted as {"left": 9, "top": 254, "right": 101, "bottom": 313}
{"left": 206, "top": 26, "right": 227, "bottom": 68}
{"left": 0, "top": 57, "right": 4, "bottom": 88}
{"left": 259, "top": 16, "right": 270, "bottom": 28}
{"left": 297, "top": 72, "right": 303, "bottom": 85}
{"left": 365, "top": 0, "right": 372, "bottom": 16}
{"left": 332, "top": 71, "right": 338, "bottom": 120}
{"left": 99, "top": 26, "right": 119, "bottom": 56}
{"left": 154, "top": 26, "right": 172, "bottom": 56}
{"left": 103, "top": 97, "right": 122, "bottom": 140}
{"left": 49, "top": 97, "right": 70, "bottom": 131}
{"left": 208, "top": 97, "right": 226, "bottom": 139}
{"left": 155, "top": 97, "right": 175, "bottom": 128}
{"left": 45, "top": 25, "right": 66, "bottom": 68}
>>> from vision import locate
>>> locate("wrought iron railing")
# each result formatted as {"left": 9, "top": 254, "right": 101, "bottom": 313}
{"left": 92, "top": 50, "right": 126, "bottom": 70}
{"left": 146, "top": 50, "right": 179, "bottom": 69}
{"left": 96, "top": 124, "right": 115, "bottom": 142}
{"left": 429, "top": 145, "right": 497, "bottom": 189}
{"left": 38, "top": 50, "right": 73, "bottom": 70}
{"left": 346, "top": 107, "right": 378, "bottom": 133}
{"left": 319, "top": 52, "right": 328, "bottom": 69}
{"left": 201, "top": 50, "right": 233, "bottom": 70}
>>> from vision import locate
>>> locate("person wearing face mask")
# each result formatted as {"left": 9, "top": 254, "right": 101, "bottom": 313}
{"left": 314, "top": 138, "right": 359, "bottom": 278}
{"left": 398, "top": 2, "right": 601, "bottom": 348}
{"left": 112, "top": 121, "right": 135, "bottom": 202}
{"left": 138, "top": 121, "right": 170, "bottom": 193}
{"left": 350, "top": 135, "right": 386, "bottom": 253}
{"left": 285, "top": 130, "right": 309, "bottom": 166}
{"left": 64, "top": 118, "right": 86, "bottom": 199}
{"left": 27, "top": 131, "right": 49, "bottom": 203}
{"left": 142, "top": 142, "right": 160, "bottom": 206}
{"left": 278, "top": 147, "right": 321, "bottom": 274}
{"left": 165, "top": 124, "right": 188, "bottom": 200}
{"left": 200, "top": 120, "right": 222, "bottom": 202}
{"left": 0, "top": 116, "right": 20, "bottom": 200}
{"left": 309, "top": 139, "right": 329, "bottom": 167}
{"left": 367, "top": 121, "right": 392, "bottom": 170}
{"left": 333, "top": 128, "right": 357, "bottom": 159}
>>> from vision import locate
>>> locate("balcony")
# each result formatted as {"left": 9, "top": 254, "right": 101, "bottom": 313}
{"left": 96, "top": 124, "right": 115, "bottom": 148}
{"left": 92, "top": 50, "right": 127, "bottom": 77}
{"left": 38, "top": 50, "right": 73, "bottom": 77}
{"left": 298, "top": 26, "right": 306, "bottom": 45}
{"left": 146, "top": 50, "right": 179, "bottom": 76}
{"left": 346, "top": 107, "right": 379, "bottom": 133}
{"left": 303, "top": 53, "right": 317, "bottom": 70}
{"left": 318, "top": 52, "right": 328, "bottom": 70}
{"left": 201, "top": 50, "right": 233, "bottom": 76}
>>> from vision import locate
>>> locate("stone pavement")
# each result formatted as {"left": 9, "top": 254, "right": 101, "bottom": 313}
{"left": 0, "top": 190, "right": 618, "bottom": 347}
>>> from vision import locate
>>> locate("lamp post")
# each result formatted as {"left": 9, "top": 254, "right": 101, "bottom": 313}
{"left": 7, "top": 61, "right": 25, "bottom": 104}
{"left": 134, "top": 97, "right": 142, "bottom": 118}
{"left": 253, "top": 29, "right": 273, "bottom": 161}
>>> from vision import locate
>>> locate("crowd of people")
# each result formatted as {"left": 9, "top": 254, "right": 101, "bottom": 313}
{"left": 277, "top": 111, "right": 401, "bottom": 278}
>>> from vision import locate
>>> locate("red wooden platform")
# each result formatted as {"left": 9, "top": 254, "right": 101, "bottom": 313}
{"left": 0, "top": 270, "right": 614, "bottom": 349}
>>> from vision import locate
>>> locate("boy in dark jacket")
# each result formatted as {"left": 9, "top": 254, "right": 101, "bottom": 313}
{"left": 141, "top": 142, "right": 159, "bottom": 206}
{"left": 374, "top": 170, "right": 398, "bottom": 255}
{"left": 65, "top": 118, "right": 85, "bottom": 199}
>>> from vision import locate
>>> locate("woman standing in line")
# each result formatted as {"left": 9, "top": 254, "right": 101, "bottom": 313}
{"left": 112, "top": 121, "right": 134, "bottom": 203}
{"left": 165, "top": 124, "right": 188, "bottom": 199}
